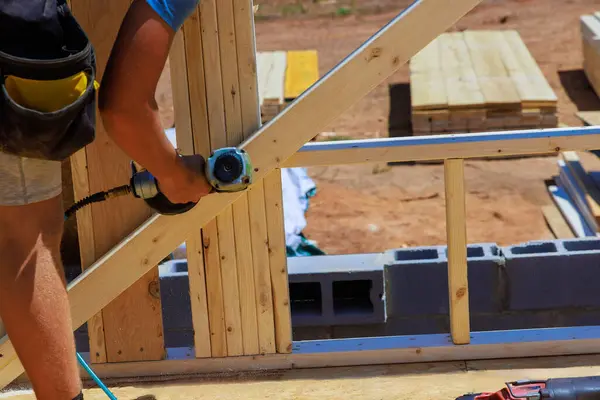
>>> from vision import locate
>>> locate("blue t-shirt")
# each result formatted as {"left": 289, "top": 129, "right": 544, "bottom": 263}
{"left": 145, "top": 0, "right": 200, "bottom": 31}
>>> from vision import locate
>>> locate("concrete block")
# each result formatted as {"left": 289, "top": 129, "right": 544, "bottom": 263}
{"left": 383, "top": 315, "right": 449, "bottom": 335}
{"left": 383, "top": 243, "right": 504, "bottom": 318}
{"left": 158, "top": 260, "right": 195, "bottom": 347}
{"left": 288, "top": 253, "right": 386, "bottom": 326}
{"left": 503, "top": 238, "right": 600, "bottom": 310}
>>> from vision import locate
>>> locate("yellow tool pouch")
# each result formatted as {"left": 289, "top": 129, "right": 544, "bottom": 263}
{"left": 0, "top": 0, "right": 97, "bottom": 161}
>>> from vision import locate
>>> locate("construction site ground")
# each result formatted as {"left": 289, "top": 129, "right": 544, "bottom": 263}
{"left": 54, "top": 0, "right": 600, "bottom": 262}
{"left": 6, "top": 355, "right": 600, "bottom": 399}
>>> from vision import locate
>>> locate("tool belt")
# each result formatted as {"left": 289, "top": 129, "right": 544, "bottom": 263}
{"left": 0, "top": 0, "right": 96, "bottom": 161}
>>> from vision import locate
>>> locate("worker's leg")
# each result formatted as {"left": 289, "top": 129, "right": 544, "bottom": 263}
{"left": 0, "top": 152, "right": 81, "bottom": 400}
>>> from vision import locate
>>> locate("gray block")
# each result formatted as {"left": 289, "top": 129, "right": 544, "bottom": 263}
{"left": 158, "top": 260, "right": 195, "bottom": 347}
{"left": 288, "top": 253, "right": 386, "bottom": 326}
{"left": 383, "top": 243, "right": 504, "bottom": 318}
{"left": 503, "top": 238, "right": 600, "bottom": 310}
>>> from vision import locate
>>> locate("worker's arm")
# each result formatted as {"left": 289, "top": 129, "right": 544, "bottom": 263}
{"left": 98, "top": 0, "right": 211, "bottom": 205}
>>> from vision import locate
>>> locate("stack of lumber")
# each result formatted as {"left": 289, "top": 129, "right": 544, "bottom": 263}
{"left": 257, "top": 50, "right": 319, "bottom": 124}
{"left": 409, "top": 30, "right": 558, "bottom": 136}
{"left": 581, "top": 12, "right": 600, "bottom": 97}
{"left": 544, "top": 151, "right": 600, "bottom": 238}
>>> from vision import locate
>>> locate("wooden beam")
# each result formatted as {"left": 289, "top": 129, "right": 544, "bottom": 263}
{"left": 69, "top": 0, "right": 165, "bottom": 363}
{"left": 233, "top": 1, "right": 288, "bottom": 355}
{"left": 61, "top": 325, "right": 600, "bottom": 382}
{"left": 284, "top": 127, "right": 600, "bottom": 167}
{"left": 0, "top": 0, "right": 482, "bottom": 388}
{"left": 444, "top": 159, "right": 470, "bottom": 345}
{"left": 169, "top": 23, "right": 213, "bottom": 358}
{"left": 70, "top": 148, "right": 107, "bottom": 363}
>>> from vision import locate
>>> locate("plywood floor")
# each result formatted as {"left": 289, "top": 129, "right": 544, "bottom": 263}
{"left": 4, "top": 355, "right": 600, "bottom": 399}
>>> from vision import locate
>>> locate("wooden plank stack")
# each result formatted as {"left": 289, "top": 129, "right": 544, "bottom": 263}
{"left": 257, "top": 50, "right": 319, "bottom": 124}
{"left": 408, "top": 30, "right": 558, "bottom": 136}
{"left": 581, "top": 12, "right": 600, "bottom": 98}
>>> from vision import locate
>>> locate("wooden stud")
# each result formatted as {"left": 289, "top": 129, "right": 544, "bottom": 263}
{"left": 197, "top": 0, "right": 230, "bottom": 358}
{"left": 444, "top": 159, "right": 470, "bottom": 345}
{"left": 170, "top": 21, "right": 212, "bottom": 358}
{"left": 70, "top": 0, "right": 165, "bottom": 363}
{"left": 234, "top": 0, "right": 265, "bottom": 355}
{"left": 70, "top": 148, "right": 107, "bottom": 363}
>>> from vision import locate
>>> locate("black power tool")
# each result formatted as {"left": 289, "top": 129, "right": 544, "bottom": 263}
{"left": 64, "top": 147, "right": 252, "bottom": 219}
{"left": 457, "top": 376, "right": 600, "bottom": 400}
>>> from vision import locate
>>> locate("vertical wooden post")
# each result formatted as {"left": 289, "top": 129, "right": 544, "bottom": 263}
{"left": 170, "top": 0, "right": 292, "bottom": 357}
{"left": 444, "top": 158, "right": 470, "bottom": 345}
{"left": 70, "top": 0, "right": 166, "bottom": 362}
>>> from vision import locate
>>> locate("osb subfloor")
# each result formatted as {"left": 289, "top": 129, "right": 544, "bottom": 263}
{"left": 5, "top": 356, "right": 600, "bottom": 399}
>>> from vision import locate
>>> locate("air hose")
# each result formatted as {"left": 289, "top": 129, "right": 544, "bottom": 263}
{"left": 64, "top": 184, "right": 132, "bottom": 220}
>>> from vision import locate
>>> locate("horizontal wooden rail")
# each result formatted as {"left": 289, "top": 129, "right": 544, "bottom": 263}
{"left": 284, "top": 126, "right": 600, "bottom": 167}
{"left": 60, "top": 325, "right": 600, "bottom": 382}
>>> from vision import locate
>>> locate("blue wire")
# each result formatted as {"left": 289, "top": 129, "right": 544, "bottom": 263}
{"left": 76, "top": 353, "right": 118, "bottom": 400}
{"left": 64, "top": 214, "right": 116, "bottom": 399}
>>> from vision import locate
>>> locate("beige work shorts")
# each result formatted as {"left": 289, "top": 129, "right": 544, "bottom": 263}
{"left": 0, "top": 151, "right": 62, "bottom": 206}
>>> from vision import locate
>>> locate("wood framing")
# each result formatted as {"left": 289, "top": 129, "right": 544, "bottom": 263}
{"left": 70, "top": 0, "right": 165, "bottom": 363}
{"left": 0, "top": 0, "right": 488, "bottom": 388}
{"left": 444, "top": 159, "right": 470, "bottom": 345}
{"left": 169, "top": 0, "right": 290, "bottom": 359}
{"left": 59, "top": 325, "right": 600, "bottom": 382}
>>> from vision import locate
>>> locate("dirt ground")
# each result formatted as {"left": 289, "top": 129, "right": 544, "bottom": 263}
{"left": 252, "top": 0, "right": 600, "bottom": 253}
{"left": 169, "top": 0, "right": 600, "bottom": 255}
{"left": 60, "top": 0, "right": 600, "bottom": 261}
{"left": 6, "top": 355, "right": 600, "bottom": 399}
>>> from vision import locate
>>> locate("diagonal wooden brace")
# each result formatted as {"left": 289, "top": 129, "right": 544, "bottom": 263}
{"left": 0, "top": 0, "right": 481, "bottom": 388}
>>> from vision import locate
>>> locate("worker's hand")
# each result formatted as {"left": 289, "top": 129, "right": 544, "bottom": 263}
{"left": 155, "top": 154, "right": 213, "bottom": 204}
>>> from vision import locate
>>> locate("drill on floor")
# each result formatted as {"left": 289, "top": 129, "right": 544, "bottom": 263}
{"left": 456, "top": 376, "right": 600, "bottom": 400}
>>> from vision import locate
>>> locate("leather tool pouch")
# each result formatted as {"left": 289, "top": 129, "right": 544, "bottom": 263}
{"left": 0, "top": 0, "right": 96, "bottom": 161}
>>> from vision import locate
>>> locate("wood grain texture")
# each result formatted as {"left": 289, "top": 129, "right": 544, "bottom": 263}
{"left": 439, "top": 32, "right": 485, "bottom": 110}
{"left": 264, "top": 171, "right": 293, "bottom": 353}
{"left": 70, "top": 148, "right": 107, "bottom": 363}
{"left": 70, "top": 0, "right": 165, "bottom": 363}
{"left": 444, "top": 159, "right": 470, "bottom": 345}
{"left": 464, "top": 31, "right": 521, "bottom": 109}
{"left": 216, "top": 0, "right": 246, "bottom": 357}
{"left": 499, "top": 30, "right": 557, "bottom": 107}
{"left": 170, "top": 19, "right": 212, "bottom": 358}
{"left": 409, "top": 39, "right": 447, "bottom": 111}
{"left": 199, "top": 0, "right": 229, "bottom": 358}
{"left": 234, "top": 0, "right": 264, "bottom": 355}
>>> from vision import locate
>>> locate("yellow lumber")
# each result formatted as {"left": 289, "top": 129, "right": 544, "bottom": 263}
{"left": 284, "top": 50, "right": 319, "bottom": 100}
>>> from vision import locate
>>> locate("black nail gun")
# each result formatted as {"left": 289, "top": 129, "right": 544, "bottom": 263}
{"left": 456, "top": 376, "right": 600, "bottom": 400}
{"left": 64, "top": 147, "right": 252, "bottom": 220}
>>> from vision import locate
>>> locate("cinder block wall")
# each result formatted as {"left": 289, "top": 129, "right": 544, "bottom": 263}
{"left": 73, "top": 238, "right": 600, "bottom": 350}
